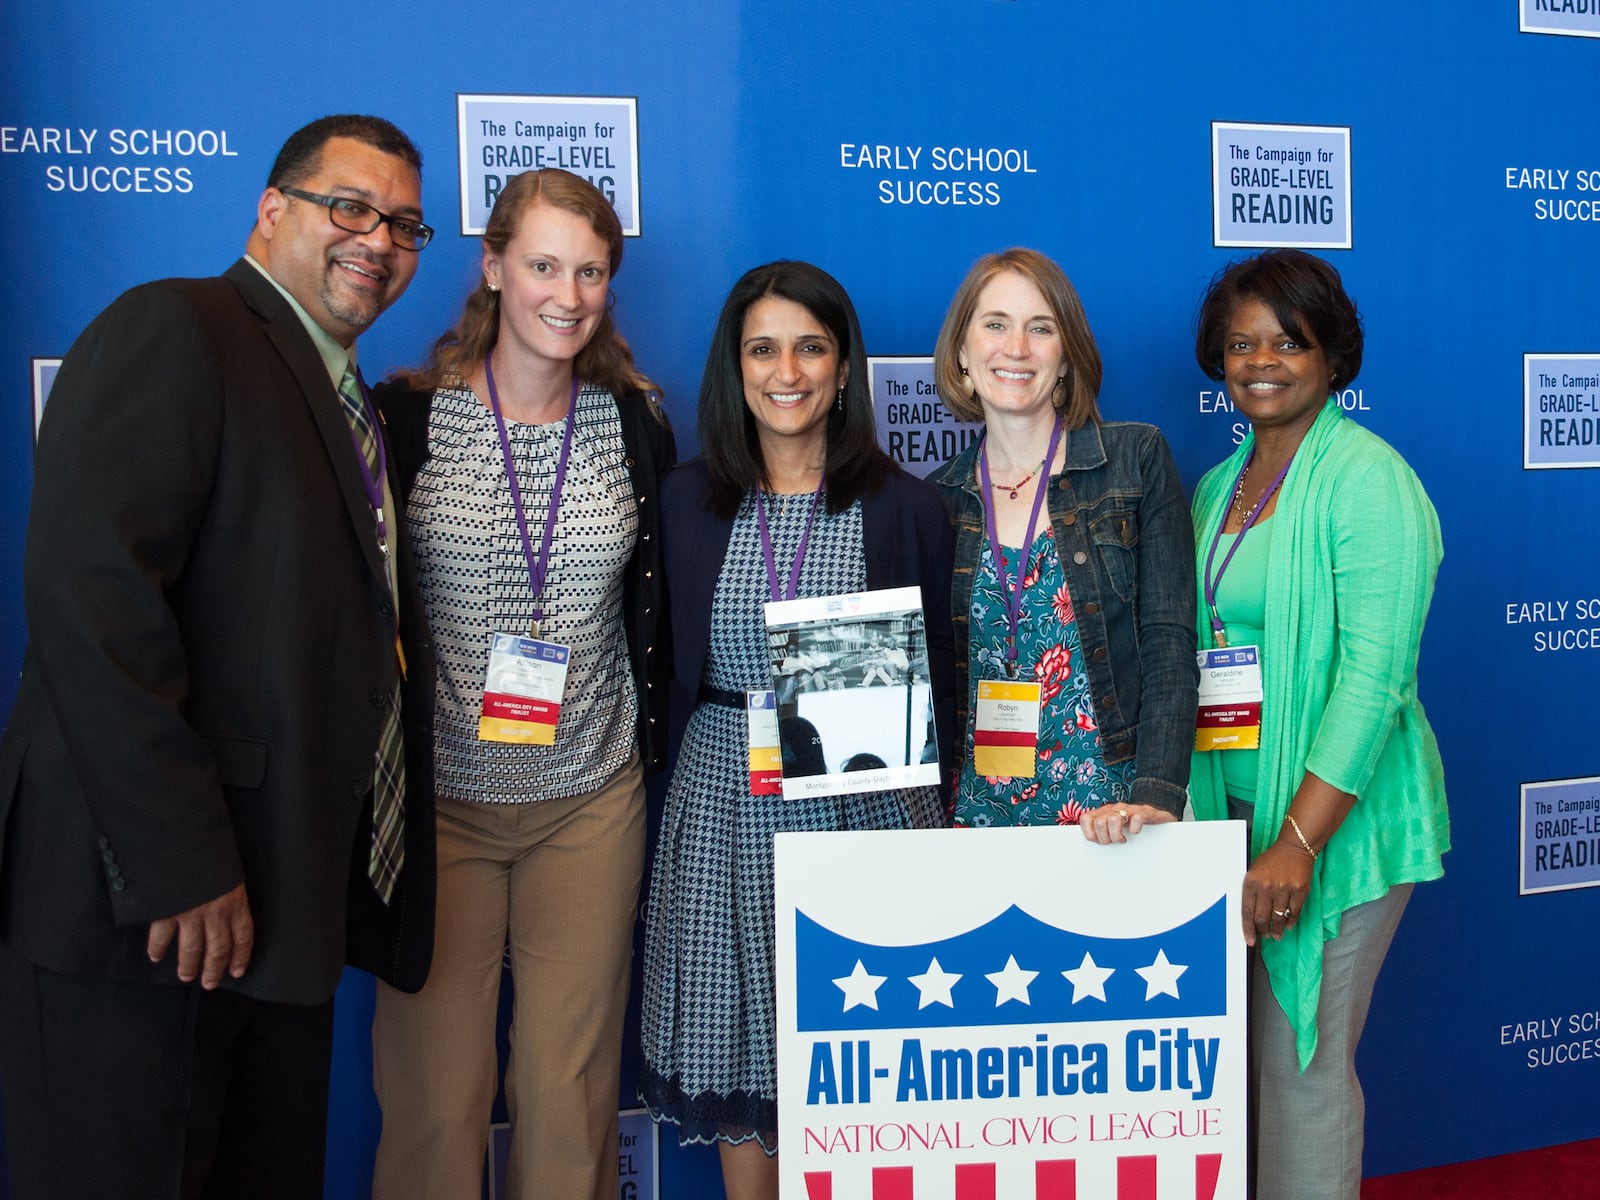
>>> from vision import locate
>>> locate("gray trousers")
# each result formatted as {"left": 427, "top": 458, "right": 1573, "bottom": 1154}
{"left": 1227, "top": 795, "right": 1412, "bottom": 1200}
{"left": 1250, "top": 879, "right": 1411, "bottom": 1200}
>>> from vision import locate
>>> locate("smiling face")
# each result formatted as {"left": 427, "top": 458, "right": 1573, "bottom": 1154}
{"left": 740, "top": 295, "right": 847, "bottom": 462}
{"left": 484, "top": 201, "right": 610, "bottom": 369}
{"left": 255, "top": 136, "right": 422, "bottom": 347}
{"left": 1222, "top": 297, "right": 1333, "bottom": 439}
{"left": 958, "top": 270, "right": 1066, "bottom": 423}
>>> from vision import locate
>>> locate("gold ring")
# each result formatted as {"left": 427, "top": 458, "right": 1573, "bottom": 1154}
{"left": 1117, "top": 808, "right": 1130, "bottom": 820}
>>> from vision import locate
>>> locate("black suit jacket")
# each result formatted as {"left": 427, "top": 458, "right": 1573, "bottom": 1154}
{"left": 0, "top": 259, "right": 435, "bottom": 1005}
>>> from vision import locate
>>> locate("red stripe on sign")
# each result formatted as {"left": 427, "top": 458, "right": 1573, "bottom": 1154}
{"left": 1118, "top": 1155, "right": 1157, "bottom": 1199}
{"left": 955, "top": 1161, "right": 996, "bottom": 1200}
{"left": 1035, "top": 1158, "right": 1076, "bottom": 1199}
{"left": 1196, "top": 1153, "right": 1222, "bottom": 1199}
{"left": 972, "top": 729, "right": 1038, "bottom": 747}
{"left": 1195, "top": 703, "right": 1261, "bottom": 728}
{"left": 873, "top": 1165, "right": 914, "bottom": 1199}
{"left": 803, "top": 1171, "right": 833, "bottom": 1200}
{"left": 482, "top": 693, "right": 558, "bottom": 721}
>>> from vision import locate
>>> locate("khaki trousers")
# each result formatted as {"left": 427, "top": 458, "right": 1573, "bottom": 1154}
{"left": 372, "top": 754, "right": 644, "bottom": 1200}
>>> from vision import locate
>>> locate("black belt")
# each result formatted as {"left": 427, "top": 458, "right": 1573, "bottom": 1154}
{"left": 698, "top": 684, "right": 748, "bottom": 709}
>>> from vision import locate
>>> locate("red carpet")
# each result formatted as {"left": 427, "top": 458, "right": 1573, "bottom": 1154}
{"left": 1362, "top": 1137, "right": 1600, "bottom": 1199}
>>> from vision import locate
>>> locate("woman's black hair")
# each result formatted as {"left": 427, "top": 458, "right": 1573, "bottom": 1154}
{"left": 697, "top": 260, "right": 893, "bottom": 518}
{"left": 1194, "top": 248, "right": 1364, "bottom": 391}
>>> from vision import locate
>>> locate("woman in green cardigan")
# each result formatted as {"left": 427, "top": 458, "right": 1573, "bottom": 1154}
{"left": 1189, "top": 250, "right": 1449, "bottom": 1200}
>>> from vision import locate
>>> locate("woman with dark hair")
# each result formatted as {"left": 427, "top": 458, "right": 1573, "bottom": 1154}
{"left": 929, "top": 249, "right": 1197, "bottom": 834}
{"left": 369, "top": 168, "right": 674, "bottom": 1200}
{"left": 1189, "top": 248, "right": 1449, "bottom": 1200}
{"left": 639, "top": 261, "right": 953, "bottom": 1200}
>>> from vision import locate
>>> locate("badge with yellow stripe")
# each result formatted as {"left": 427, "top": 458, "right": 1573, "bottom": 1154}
{"left": 973, "top": 678, "right": 1042, "bottom": 778}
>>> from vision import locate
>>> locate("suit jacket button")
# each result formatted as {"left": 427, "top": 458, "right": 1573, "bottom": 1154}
{"left": 98, "top": 836, "right": 110, "bottom": 850}
{"left": 351, "top": 779, "right": 368, "bottom": 797}
{"left": 102, "top": 849, "right": 116, "bottom": 864}
{"left": 379, "top": 600, "right": 394, "bottom": 618}
{"left": 370, "top": 689, "right": 387, "bottom": 707}
{"left": 111, "top": 878, "right": 127, "bottom": 892}
{"left": 107, "top": 864, "right": 121, "bottom": 878}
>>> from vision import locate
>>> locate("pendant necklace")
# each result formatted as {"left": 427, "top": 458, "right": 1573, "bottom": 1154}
{"left": 990, "top": 466, "right": 1039, "bottom": 501}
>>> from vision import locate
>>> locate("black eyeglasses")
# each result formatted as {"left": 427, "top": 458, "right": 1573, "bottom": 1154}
{"left": 280, "top": 186, "right": 434, "bottom": 251}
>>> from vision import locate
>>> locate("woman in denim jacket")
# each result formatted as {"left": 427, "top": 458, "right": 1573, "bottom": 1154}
{"left": 928, "top": 249, "right": 1197, "bottom": 837}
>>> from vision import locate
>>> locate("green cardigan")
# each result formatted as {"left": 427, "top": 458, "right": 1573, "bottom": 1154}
{"left": 1190, "top": 399, "right": 1450, "bottom": 1069}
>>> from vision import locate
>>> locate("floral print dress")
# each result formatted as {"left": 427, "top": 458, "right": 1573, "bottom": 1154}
{"left": 955, "top": 527, "right": 1136, "bottom": 827}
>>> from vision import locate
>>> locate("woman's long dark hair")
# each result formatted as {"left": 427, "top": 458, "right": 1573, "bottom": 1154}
{"left": 698, "top": 260, "right": 891, "bottom": 518}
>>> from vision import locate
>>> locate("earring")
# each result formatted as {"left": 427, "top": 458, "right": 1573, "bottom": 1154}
{"left": 834, "top": 387, "right": 846, "bottom": 412}
{"left": 486, "top": 281, "right": 499, "bottom": 293}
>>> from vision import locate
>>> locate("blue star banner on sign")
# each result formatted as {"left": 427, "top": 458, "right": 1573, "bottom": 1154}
{"left": 794, "top": 896, "right": 1228, "bottom": 1032}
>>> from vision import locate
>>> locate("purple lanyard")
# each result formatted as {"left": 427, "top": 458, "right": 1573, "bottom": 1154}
{"left": 484, "top": 359, "right": 579, "bottom": 636}
{"left": 348, "top": 371, "right": 389, "bottom": 548}
{"left": 1202, "top": 451, "right": 1293, "bottom": 644}
{"left": 754, "top": 480, "right": 826, "bottom": 603}
{"left": 979, "top": 418, "right": 1063, "bottom": 676}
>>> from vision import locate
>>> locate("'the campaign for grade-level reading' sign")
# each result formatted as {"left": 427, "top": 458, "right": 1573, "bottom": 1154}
{"left": 457, "top": 93, "right": 640, "bottom": 236}
{"left": 869, "top": 357, "right": 981, "bottom": 479}
{"left": 1211, "top": 121, "right": 1351, "bottom": 250}
{"left": 775, "top": 824, "right": 1246, "bottom": 1198}
{"left": 1523, "top": 353, "right": 1600, "bottom": 469}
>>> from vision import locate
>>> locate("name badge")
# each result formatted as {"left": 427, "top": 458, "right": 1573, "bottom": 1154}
{"left": 478, "top": 632, "right": 571, "bottom": 745}
{"left": 1195, "top": 645, "right": 1263, "bottom": 751}
{"left": 747, "top": 689, "right": 782, "bottom": 795}
{"left": 973, "top": 678, "right": 1042, "bottom": 778}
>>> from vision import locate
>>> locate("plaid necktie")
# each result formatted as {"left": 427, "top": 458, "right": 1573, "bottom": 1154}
{"left": 337, "top": 363, "right": 406, "bottom": 904}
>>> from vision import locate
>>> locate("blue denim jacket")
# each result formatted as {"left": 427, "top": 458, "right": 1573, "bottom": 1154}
{"left": 929, "top": 420, "right": 1199, "bottom": 815}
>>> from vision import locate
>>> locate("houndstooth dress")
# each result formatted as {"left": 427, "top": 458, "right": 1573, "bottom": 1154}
{"left": 639, "top": 491, "right": 943, "bottom": 1152}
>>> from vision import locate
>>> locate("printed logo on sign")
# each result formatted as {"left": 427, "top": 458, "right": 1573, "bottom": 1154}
{"left": 457, "top": 94, "right": 640, "bottom": 237}
{"left": 869, "top": 357, "right": 981, "bottom": 478}
{"left": 1211, "top": 121, "right": 1352, "bottom": 249}
{"left": 1, "top": 125, "right": 239, "bottom": 195}
{"left": 840, "top": 141, "right": 1041, "bottom": 209}
{"left": 1503, "top": 166, "right": 1600, "bottom": 224}
{"left": 1520, "top": 777, "right": 1600, "bottom": 894}
{"left": 1521, "top": 0, "right": 1600, "bottom": 37}
{"left": 1523, "top": 354, "right": 1600, "bottom": 468}
{"left": 32, "top": 358, "right": 60, "bottom": 437}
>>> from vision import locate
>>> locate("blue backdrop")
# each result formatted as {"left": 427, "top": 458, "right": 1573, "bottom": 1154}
{"left": 4, "top": 2, "right": 1599, "bottom": 1195}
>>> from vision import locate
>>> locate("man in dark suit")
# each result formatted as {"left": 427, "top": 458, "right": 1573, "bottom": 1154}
{"left": 0, "top": 114, "right": 436, "bottom": 1199}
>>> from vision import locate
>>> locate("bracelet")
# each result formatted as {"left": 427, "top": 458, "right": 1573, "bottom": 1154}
{"left": 1284, "top": 813, "right": 1317, "bottom": 860}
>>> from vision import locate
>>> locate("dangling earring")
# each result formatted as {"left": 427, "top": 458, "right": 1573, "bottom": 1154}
{"left": 834, "top": 387, "right": 846, "bottom": 412}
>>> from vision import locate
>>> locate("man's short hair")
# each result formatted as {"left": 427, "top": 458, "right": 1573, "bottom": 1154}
{"left": 266, "top": 115, "right": 423, "bottom": 191}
